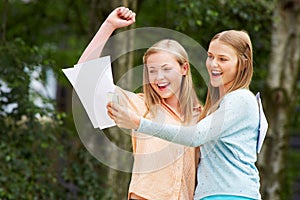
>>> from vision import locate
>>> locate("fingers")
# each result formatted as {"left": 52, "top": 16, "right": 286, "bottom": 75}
{"left": 106, "top": 102, "right": 119, "bottom": 121}
{"left": 106, "top": 102, "right": 139, "bottom": 129}
{"left": 107, "top": 102, "right": 115, "bottom": 114}
{"left": 106, "top": 103, "right": 113, "bottom": 117}
{"left": 117, "top": 7, "right": 135, "bottom": 21}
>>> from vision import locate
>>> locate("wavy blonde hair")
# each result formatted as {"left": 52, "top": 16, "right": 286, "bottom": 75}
{"left": 142, "top": 39, "right": 199, "bottom": 124}
{"left": 200, "top": 30, "right": 253, "bottom": 119}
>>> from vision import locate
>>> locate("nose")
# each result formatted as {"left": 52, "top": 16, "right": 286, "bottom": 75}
{"left": 211, "top": 58, "right": 218, "bottom": 67}
{"left": 156, "top": 69, "right": 164, "bottom": 80}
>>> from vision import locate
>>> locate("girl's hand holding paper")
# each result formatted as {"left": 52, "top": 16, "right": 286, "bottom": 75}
{"left": 106, "top": 102, "right": 140, "bottom": 130}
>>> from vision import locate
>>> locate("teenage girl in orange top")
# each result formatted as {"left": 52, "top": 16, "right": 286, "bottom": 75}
{"left": 78, "top": 7, "right": 201, "bottom": 200}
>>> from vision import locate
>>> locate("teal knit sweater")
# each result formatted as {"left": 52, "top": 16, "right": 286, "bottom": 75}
{"left": 137, "top": 89, "right": 263, "bottom": 200}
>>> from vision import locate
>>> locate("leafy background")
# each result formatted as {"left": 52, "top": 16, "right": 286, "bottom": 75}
{"left": 0, "top": 0, "right": 299, "bottom": 199}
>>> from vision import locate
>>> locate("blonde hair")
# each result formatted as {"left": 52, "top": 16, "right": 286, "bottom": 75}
{"left": 200, "top": 30, "right": 253, "bottom": 119}
{"left": 142, "top": 39, "right": 199, "bottom": 124}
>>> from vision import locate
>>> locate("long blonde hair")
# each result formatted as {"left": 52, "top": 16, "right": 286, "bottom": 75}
{"left": 143, "top": 39, "right": 199, "bottom": 124}
{"left": 200, "top": 30, "right": 253, "bottom": 119}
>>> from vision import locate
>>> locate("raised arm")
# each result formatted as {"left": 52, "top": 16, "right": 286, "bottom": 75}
{"left": 77, "top": 7, "right": 136, "bottom": 63}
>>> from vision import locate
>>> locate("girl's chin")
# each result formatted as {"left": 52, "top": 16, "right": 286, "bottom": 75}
{"left": 210, "top": 83, "right": 221, "bottom": 88}
{"left": 157, "top": 91, "right": 174, "bottom": 99}
{"left": 158, "top": 94, "right": 172, "bottom": 99}
{"left": 210, "top": 81, "right": 223, "bottom": 88}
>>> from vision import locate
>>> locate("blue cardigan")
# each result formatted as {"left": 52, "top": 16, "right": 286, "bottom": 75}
{"left": 137, "top": 89, "right": 263, "bottom": 200}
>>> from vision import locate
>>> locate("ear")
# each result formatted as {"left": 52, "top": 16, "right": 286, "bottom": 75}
{"left": 182, "top": 62, "right": 189, "bottom": 76}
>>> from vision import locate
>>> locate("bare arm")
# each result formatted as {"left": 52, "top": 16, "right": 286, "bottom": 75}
{"left": 77, "top": 7, "right": 136, "bottom": 64}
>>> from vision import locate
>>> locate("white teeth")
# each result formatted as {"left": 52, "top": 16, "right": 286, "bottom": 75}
{"left": 211, "top": 70, "right": 222, "bottom": 76}
{"left": 158, "top": 83, "right": 168, "bottom": 87}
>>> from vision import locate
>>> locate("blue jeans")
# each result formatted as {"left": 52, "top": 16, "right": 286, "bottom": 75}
{"left": 201, "top": 195, "right": 256, "bottom": 200}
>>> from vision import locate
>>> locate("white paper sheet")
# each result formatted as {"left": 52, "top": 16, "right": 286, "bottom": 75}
{"left": 256, "top": 92, "right": 268, "bottom": 153}
{"left": 62, "top": 56, "right": 116, "bottom": 129}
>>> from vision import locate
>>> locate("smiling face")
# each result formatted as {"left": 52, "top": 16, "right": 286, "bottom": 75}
{"left": 206, "top": 40, "right": 238, "bottom": 95}
{"left": 146, "top": 51, "right": 187, "bottom": 106}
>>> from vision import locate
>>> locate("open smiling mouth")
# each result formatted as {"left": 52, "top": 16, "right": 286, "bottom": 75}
{"left": 157, "top": 83, "right": 170, "bottom": 89}
{"left": 211, "top": 70, "right": 223, "bottom": 77}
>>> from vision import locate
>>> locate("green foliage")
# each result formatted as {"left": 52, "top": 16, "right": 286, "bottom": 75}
{"left": 136, "top": 0, "right": 274, "bottom": 101}
{"left": 0, "top": 38, "right": 52, "bottom": 119}
{"left": 0, "top": 116, "right": 62, "bottom": 199}
{"left": 137, "top": 1, "right": 300, "bottom": 199}
{"left": 172, "top": 0, "right": 274, "bottom": 91}
{"left": 286, "top": 149, "right": 300, "bottom": 200}
{"left": 0, "top": 115, "right": 107, "bottom": 199}
{"left": 0, "top": 0, "right": 108, "bottom": 198}
{"left": 0, "top": 37, "right": 107, "bottom": 199}
{"left": 1, "top": 0, "right": 299, "bottom": 199}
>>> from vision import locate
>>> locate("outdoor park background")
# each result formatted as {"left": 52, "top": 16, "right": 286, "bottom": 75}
{"left": 0, "top": 0, "right": 299, "bottom": 199}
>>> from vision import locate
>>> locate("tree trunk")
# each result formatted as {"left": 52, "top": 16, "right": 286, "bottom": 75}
{"left": 104, "top": 1, "right": 138, "bottom": 199}
{"left": 55, "top": 0, "right": 138, "bottom": 198}
{"left": 257, "top": 0, "right": 300, "bottom": 199}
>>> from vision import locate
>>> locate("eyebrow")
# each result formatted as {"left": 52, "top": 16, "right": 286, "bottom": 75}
{"left": 207, "top": 52, "right": 229, "bottom": 57}
{"left": 148, "top": 64, "right": 169, "bottom": 68}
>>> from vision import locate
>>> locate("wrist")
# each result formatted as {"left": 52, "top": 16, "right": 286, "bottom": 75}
{"left": 102, "top": 20, "right": 116, "bottom": 32}
{"left": 134, "top": 116, "right": 141, "bottom": 130}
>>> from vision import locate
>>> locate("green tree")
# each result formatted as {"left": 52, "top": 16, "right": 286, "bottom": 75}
{"left": 1, "top": 0, "right": 299, "bottom": 199}
{"left": 137, "top": 0, "right": 300, "bottom": 199}
{"left": 0, "top": 0, "right": 109, "bottom": 198}
{"left": 258, "top": 0, "right": 300, "bottom": 199}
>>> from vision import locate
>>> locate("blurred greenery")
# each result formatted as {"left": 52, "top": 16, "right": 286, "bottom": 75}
{"left": 0, "top": 0, "right": 107, "bottom": 199}
{"left": 0, "top": 0, "right": 299, "bottom": 199}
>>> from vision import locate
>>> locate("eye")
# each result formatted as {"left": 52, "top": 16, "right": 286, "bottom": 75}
{"left": 220, "top": 57, "right": 228, "bottom": 61}
{"left": 149, "top": 69, "right": 157, "bottom": 74}
{"left": 207, "top": 55, "right": 213, "bottom": 59}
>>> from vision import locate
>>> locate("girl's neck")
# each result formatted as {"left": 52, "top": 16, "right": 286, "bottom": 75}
{"left": 218, "top": 85, "right": 226, "bottom": 98}
{"left": 164, "top": 97, "right": 180, "bottom": 113}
